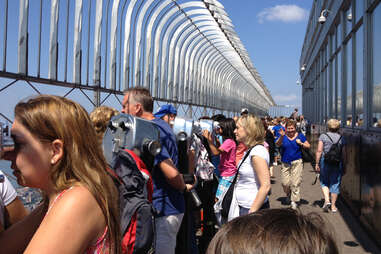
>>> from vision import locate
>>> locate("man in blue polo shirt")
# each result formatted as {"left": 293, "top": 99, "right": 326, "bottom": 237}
{"left": 121, "top": 87, "right": 193, "bottom": 254}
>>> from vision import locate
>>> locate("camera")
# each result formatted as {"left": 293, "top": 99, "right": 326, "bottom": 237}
{"left": 0, "top": 122, "right": 13, "bottom": 158}
{"left": 318, "top": 15, "right": 326, "bottom": 24}
{"left": 102, "top": 114, "right": 161, "bottom": 169}
{"left": 193, "top": 119, "right": 220, "bottom": 136}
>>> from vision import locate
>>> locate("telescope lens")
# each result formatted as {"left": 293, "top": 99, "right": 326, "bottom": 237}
{"left": 177, "top": 132, "right": 187, "bottom": 142}
{"left": 143, "top": 140, "right": 161, "bottom": 156}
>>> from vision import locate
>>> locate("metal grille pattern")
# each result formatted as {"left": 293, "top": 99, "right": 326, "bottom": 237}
{"left": 0, "top": 0, "right": 274, "bottom": 119}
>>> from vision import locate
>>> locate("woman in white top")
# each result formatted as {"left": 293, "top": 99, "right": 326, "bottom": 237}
{"left": 231, "top": 114, "right": 271, "bottom": 218}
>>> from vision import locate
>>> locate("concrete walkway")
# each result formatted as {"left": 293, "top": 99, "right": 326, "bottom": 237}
{"left": 268, "top": 163, "right": 381, "bottom": 254}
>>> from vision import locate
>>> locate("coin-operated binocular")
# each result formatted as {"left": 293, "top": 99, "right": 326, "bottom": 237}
{"left": 173, "top": 118, "right": 220, "bottom": 142}
{"left": 0, "top": 122, "right": 13, "bottom": 159}
{"left": 102, "top": 114, "right": 161, "bottom": 170}
{"left": 193, "top": 119, "right": 220, "bottom": 145}
{"left": 172, "top": 117, "right": 194, "bottom": 143}
{"left": 172, "top": 116, "right": 202, "bottom": 208}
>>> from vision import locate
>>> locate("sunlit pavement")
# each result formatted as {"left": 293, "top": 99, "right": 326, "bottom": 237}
{"left": 268, "top": 163, "right": 381, "bottom": 254}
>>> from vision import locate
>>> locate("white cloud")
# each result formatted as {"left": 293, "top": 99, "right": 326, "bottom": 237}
{"left": 257, "top": 5, "right": 308, "bottom": 24}
{"left": 273, "top": 94, "right": 298, "bottom": 103}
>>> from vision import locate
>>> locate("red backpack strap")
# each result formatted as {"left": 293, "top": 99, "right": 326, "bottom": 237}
{"left": 124, "top": 149, "right": 154, "bottom": 202}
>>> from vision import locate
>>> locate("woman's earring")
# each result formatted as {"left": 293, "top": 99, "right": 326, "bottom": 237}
{"left": 51, "top": 159, "right": 55, "bottom": 164}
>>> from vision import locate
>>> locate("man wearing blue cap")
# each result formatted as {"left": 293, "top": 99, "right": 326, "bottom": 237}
{"left": 154, "top": 104, "right": 177, "bottom": 128}
{"left": 122, "top": 87, "right": 193, "bottom": 254}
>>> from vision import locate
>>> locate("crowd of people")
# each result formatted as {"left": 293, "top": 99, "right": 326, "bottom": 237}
{"left": 0, "top": 92, "right": 344, "bottom": 253}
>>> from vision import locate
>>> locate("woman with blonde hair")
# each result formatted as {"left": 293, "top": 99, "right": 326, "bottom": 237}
{"left": 315, "top": 119, "right": 343, "bottom": 213}
{"left": 228, "top": 114, "right": 270, "bottom": 220}
{"left": 2, "top": 95, "right": 121, "bottom": 253}
{"left": 90, "top": 105, "right": 119, "bottom": 145}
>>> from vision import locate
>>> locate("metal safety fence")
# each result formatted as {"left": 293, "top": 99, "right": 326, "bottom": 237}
{"left": 0, "top": 0, "right": 274, "bottom": 122}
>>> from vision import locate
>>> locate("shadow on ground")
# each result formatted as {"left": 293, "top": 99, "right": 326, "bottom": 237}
{"left": 276, "top": 197, "right": 309, "bottom": 206}
{"left": 337, "top": 198, "right": 380, "bottom": 252}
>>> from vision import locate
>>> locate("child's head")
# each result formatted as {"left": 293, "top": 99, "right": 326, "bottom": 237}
{"left": 218, "top": 118, "right": 236, "bottom": 141}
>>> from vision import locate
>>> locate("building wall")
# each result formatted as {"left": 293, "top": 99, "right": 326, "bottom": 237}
{"left": 300, "top": 0, "right": 381, "bottom": 246}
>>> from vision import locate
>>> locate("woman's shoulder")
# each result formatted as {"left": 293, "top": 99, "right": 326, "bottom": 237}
{"left": 46, "top": 185, "right": 103, "bottom": 222}
{"left": 25, "top": 185, "right": 106, "bottom": 252}
{"left": 251, "top": 144, "right": 269, "bottom": 155}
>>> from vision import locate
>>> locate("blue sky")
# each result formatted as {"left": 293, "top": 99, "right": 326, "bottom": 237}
{"left": 218, "top": 0, "right": 312, "bottom": 107}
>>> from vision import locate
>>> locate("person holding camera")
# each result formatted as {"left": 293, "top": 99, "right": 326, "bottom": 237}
{"left": 203, "top": 118, "right": 237, "bottom": 201}
{"left": 203, "top": 118, "right": 237, "bottom": 225}
{"left": 122, "top": 87, "right": 193, "bottom": 254}
{"left": 1, "top": 95, "right": 121, "bottom": 253}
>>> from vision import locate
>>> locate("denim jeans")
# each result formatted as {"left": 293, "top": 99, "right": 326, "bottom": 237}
{"left": 155, "top": 213, "right": 184, "bottom": 254}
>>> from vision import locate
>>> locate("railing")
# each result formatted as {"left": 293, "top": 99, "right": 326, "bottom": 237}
{"left": 0, "top": 0, "right": 274, "bottom": 121}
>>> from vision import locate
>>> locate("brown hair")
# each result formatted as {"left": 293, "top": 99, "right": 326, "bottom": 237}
{"left": 123, "top": 87, "right": 153, "bottom": 113}
{"left": 286, "top": 119, "right": 297, "bottom": 128}
{"left": 237, "top": 114, "right": 265, "bottom": 147}
{"left": 15, "top": 95, "right": 121, "bottom": 253}
{"left": 90, "top": 106, "right": 119, "bottom": 145}
{"left": 207, "top": 208, "right": 338, "bottom": 254}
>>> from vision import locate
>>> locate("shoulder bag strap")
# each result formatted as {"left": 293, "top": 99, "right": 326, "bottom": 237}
{"left": 231, "top": 144, "right": 261, "bottom": 183}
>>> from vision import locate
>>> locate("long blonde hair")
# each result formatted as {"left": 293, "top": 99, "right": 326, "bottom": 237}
{"left": 238, "top": 114, "right": 265, "bottom": 147}
{"left": 15, "top": 95, "right": 121, "bottom": 253}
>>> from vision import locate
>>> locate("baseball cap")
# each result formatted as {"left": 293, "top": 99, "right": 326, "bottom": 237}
{"left": 240, "top": 108, "right": 249, "bottom": 115}
{"left": 154, "top": 104, "right": 177, "bottom": 118}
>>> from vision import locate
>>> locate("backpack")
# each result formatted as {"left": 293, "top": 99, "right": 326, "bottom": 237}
{"left": 323, "top": 134, "right": 342, "bottom": 166}
{"left": 108, "top": 149, "right": 155, "bottom": 254}
{"left": 193, "top": 133, "right": 215, "bottom": 181}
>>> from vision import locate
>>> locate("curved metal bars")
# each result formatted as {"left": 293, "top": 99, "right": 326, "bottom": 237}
{"left": 179, "top": 26, "right": 222, "bottom": 103}
{"left": 157, "top": 1, "right": 206, "bottom": 100}
{"left": 182, "top": 29, "right": 221, "bottom": 103}
{"left": 172, "top": 17, "right": 216, "bottom": 102}
{"left": 166, "top": 10, "right": 213, "bottom": 102}
{"left": 2, "top": 0, "right": 275, "bottom": 119}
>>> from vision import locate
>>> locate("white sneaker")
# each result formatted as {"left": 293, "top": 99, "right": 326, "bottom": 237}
{"left": 291, "top": 201, "right": 298, "bottom": 210}
{"left": 322, "top": 202, "right": 331, "bottom": 213}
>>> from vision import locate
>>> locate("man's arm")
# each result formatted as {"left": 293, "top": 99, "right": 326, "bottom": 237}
{"left": 0, "top": 203, "right": 47, "bottom": 254}
{"left": 159, "top": 159, "right": 192, "bottom": 192}
{"left": 4, "top": 197, "right": 29, "bottom": 228}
